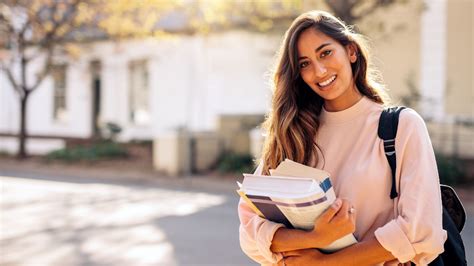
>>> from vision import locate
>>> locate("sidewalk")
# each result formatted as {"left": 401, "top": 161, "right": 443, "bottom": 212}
{"left": 1, "top": 157, "right": 473, "bottom": 213}
{"left": 0, "top": 157, "right": 240, "bottom": 195}
{"left": 0, "top": 168, "right": 254, "bottom": 266}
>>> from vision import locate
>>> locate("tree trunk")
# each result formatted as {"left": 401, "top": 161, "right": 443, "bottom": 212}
{"left": 17, "top": 93, "right": 29, "bottom": 159}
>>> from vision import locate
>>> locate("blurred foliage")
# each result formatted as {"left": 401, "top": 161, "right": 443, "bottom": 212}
{"left": 399, "top": 71, "right": 440, "bottom": 115}
{"left": 217, "top": 152, "right": 255, "bottom": 174}
{"left": 187, "top": 0, "right": 414, "bottom": 33}
{"left": 46, "top": 140, "right": 128, "bottom": 161}
{"left": 436, "top": 153, "right": 467, "bottom": 185}
{"left": 0, "top": 0, "right": 413, "bottom": 49}
{"left": 101, "top": 122, "right": 122, "bottom": 141}
{"left": 186, "top": 0, "right": 302, "bottom": 33}
{"left": 129, "top": 139, "right": 153, "bottom": 146}
{"left": 400, "top": 71, "right": 423, "bottom": 109}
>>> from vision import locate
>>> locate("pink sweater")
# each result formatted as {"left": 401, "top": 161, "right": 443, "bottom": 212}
{"left": 238, "top": 96, "right": 447, "bottom": 265}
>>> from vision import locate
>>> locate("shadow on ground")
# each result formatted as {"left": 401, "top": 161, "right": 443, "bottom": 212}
{"left": 154, "top": 197, "right": 255, "bottom": 266}
{"left": 0, "top": 174, "right": 254, "bottom": 266}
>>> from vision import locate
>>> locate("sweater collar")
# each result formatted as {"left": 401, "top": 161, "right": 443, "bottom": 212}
{"left": 320, "top": 96, "right": 373, "bottom": 124}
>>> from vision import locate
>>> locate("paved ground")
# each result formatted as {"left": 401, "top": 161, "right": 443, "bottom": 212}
{"left": 0, "top": 160, "right": 473, "bottom": 266}
{"left": 0, "top": 171, "right": 255, "bottom": 266}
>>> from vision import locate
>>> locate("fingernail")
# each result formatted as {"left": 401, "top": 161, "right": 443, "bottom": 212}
{"left": 332, "top": 199, "right": 341, "bottom": 208}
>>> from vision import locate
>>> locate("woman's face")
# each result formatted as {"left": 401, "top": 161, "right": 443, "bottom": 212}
{"left": 296, "top": 28, "right": 360, "bottom": 112}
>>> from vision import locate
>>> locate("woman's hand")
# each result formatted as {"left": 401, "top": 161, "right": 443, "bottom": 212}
{"left": 280, "top": 249, "right": 329, "bottom": 266}
{"left": 309, "top": 198, "right": 356, "bottom": 247}
{"left": 270, "top": 198, "right": 356, "bottom": 252}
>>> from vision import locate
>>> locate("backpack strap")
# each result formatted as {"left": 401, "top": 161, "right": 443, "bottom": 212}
{"left": 378, "top": 106, "right": 406, "bottom": 199}
{"left": 378, "top": 107, "right": 468, "bottom": 265}
{"left": 378, "top": 108, "right": 466, "bottom": 228}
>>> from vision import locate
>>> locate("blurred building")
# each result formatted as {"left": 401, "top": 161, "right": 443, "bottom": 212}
{"left": 0, "top": 0, "right": 472, "bottom": 164}
{"left": 0, "top": 32, "right": 277, "bottom": 156}
{"left": 367, "top": 0, "right": 473, "bottom": 159}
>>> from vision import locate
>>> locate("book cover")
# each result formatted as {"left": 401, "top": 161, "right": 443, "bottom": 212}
{"left": 237, "top": 159, "right": 357, "bottom": 252}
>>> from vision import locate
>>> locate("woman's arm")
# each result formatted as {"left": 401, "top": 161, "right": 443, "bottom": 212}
{"left": 282, "top": 237, "right": 395, "bottom": 266}
{"left": 270, "top": 227, "right": 318, "bottom": 252}
{"left": 271, "top": 198, "right": 355, "bottom": 252}
{"left": 325, "top": 237, "right": 395, "bottom": 265}
{"left": 373, "top": 110, "right": 446, "bottom": 264}
{"left": 238, "top": 199, "right": 285, "bottom": 264}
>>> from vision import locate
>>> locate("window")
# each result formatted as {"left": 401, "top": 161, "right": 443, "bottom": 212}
{"left": 52, "top": 64, "right": 68, "bottom": 121}
{"left": 129, "top": 59, "right": 150, "bottom": 125}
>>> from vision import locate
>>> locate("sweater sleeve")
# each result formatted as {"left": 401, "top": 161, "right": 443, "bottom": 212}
{"left": 374, "top": 109, "right": 447, "bottom": 265}
{"left": 238, "top": 162, "right": 285, "bottom": 265}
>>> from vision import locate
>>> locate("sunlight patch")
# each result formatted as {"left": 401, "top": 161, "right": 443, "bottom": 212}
{"left": 0, "top": 175, "right": 226, "bottom": 266}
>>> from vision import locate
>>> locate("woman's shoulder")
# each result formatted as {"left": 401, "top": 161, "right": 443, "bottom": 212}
{"left": 397, "top": 107, "right": 430, "bottom": 137}
{"left": 366, "top": 103, "right": 426, "bottom": 130}
{"left": 399, "top": 107, "right": 426, "bottom": 127}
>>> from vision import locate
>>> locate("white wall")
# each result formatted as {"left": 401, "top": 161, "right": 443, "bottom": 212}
{"left": 0, "top": 54, "right": 93, "bottom": 137}
{"left": 0, "top": 69, "right": 19, "bottom": 133}
{"left": 0, "top": 53, "right": 90, "bottom": 154}
{"left": 420, "top": 0, "right": 447, "bottom": 120}
{"left": 0, "top": 31, "right": 280, "bottom": 154}
{"left": 197, "top": 32, "right": 278, "bottom": 128}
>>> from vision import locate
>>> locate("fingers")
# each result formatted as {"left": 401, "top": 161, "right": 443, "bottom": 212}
{"left": 331, "top": 199, "right": 356, "bottom": 234}
{"left": 349, "top": 206, "right": 356, "bottom": 214}
{"left": 349, "top": 206, "right": 356, "bottom": 224}
{"left": 341, "top": 199, "right": 350, "bottom": 214}
{"left": 348, "top": 206, "right": 356, "bottom": 217}
{"left": 319, "top": 198, "right": 342, "bottom": 223}
{"left": 332, "top": 199, "right": 355, "bottom": 228}
{"left": 332, "top": 198, "right": 343, "bottom": 211}
{"left": 334, "top": 199, "right": 350, "bottom": 221}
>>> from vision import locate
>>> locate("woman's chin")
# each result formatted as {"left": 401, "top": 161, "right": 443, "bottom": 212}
{"left": 316, "top": 88, "right": 341, "bottom": 102}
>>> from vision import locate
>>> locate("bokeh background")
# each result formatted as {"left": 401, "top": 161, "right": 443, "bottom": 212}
{"left": 0, "top": 0, "right": 472, "bottom": 265}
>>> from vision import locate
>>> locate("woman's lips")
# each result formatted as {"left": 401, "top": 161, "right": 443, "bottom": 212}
{"left": 317, "top": 75, "right": 337, "bottom": 90}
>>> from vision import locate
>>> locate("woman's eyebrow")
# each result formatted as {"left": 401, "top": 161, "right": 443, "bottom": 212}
{"left": 315, "top": 43, "right": 331, "bottom": 53}
{"left": 298, "top": 42, "right": 332, "bottom": 60}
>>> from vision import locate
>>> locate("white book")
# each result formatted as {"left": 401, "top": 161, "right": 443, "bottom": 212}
{"left": 241, "top": 174, "right": 322, "bottom": 196}
{"left": 237, "top": 159, "right": 357, "bottom": 253}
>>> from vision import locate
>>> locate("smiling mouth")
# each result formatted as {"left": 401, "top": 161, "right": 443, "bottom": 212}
{"left": 317, "top": 75, "right": 336, "bottom": 88}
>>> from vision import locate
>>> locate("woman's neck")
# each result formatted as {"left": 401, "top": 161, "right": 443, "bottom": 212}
{"left": 323, "top": 85, "right": 363, "bottom": 112}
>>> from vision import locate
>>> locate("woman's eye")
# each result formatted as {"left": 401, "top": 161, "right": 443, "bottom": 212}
{"left": 321, "top": 50, "right": 332, "bottom": 58}
{"left": 299, "top": 61, "right": 309, "bottom": 69}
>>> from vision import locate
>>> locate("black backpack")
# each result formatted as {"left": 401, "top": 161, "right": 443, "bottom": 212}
{"left": 378, "top": 107, "right": 467, "bottom": 266}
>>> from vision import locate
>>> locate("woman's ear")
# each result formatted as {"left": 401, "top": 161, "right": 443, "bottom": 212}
{"left": 346, "top": 43, "right": 358, "bottom": 63}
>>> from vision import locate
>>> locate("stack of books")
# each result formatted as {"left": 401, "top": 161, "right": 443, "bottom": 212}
{"left": 237, "top": 159, "right": 357, "bottom": 252}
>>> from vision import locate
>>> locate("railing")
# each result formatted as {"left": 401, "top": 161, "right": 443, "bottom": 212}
{"left": 427, "top": 118, "right": 474, "bottom": 159}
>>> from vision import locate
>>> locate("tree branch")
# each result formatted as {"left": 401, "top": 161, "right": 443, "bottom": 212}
{"left": 325, "top": 0, "right": 357, "bottom": 24}
{"left": 0, "top": 61, "right": 23, "bottom": 97}
{"left": 29, "top": 0, "right": 83, "bottom": 93}
{"left": 0, "top": 7, "right": 17, "bottom": 48}
{"left": 352, "top": 0, "right": 398, "bottom": 22}
{"left": 29, "top": 45, "right": 53, "bottom": 92}
{"left": 18, "top": 16, "right": 31, "bottom": 40}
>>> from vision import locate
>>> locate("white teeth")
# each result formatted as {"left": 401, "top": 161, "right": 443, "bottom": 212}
{"left": 318, "top": 75, "right": 336, "bottom": 87}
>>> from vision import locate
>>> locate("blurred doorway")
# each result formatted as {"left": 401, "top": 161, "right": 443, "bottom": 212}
{"left": 90, "top": 60, "right": 102, "bottom": 137}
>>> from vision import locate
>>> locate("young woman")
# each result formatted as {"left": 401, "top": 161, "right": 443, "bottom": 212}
{"left": 238, "top": 10, "right": 446, "bottom": 266}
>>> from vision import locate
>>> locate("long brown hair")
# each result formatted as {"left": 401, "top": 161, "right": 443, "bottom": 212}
{"left": 260, "top": 10, "right": 390, "bottom": 174}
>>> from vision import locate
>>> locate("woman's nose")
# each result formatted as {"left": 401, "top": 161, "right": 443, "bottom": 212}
{"left": 313, "top": 61, "right": 327, "bottom": 78}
